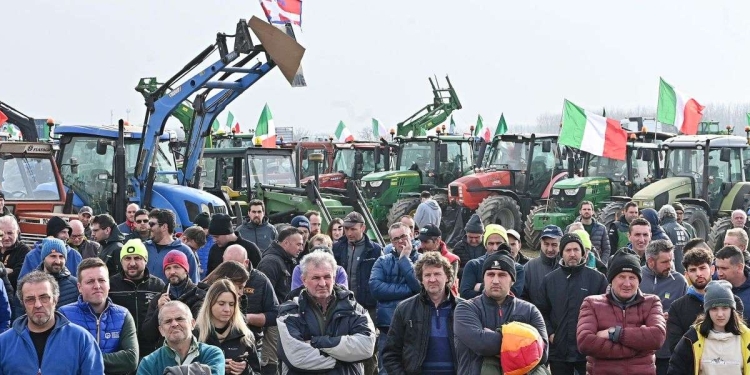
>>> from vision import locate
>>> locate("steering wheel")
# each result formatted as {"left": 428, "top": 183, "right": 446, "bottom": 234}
{"left": 8, "top": 190, "right": 26, "bottom": 198}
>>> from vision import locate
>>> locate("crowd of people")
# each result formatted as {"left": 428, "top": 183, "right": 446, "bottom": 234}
{"left": 0, "top": 195, "right": 747, "bottom": 374}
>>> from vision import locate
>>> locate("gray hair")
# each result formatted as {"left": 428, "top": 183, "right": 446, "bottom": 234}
{"left": 733, "top": 210, "right": 748, "bottom": 220}
{"left": 388, "top": 222, "right": 409, "bottom": 238}
{"left": 300, "top": 250, "right": 337, "bottom": 279}
{"left": 158, "top": 300, "right": 193, "bottom": 325}
{"left": 726, "top": 228, "right": 749, "bottom": 250}
{"left": 658, "top": 205, "right": 676, "bottom": 221}
{"left": 0, "top": 216, "right": 19, "bottom": 232}
{"left": 17, "top": 270, "right": 59, "bottom": 301}
{"left": 645, "top": 239, "right": 674, "bottom": 260}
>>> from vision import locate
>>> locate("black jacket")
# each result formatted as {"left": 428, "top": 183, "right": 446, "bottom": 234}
{"left": 140, "top": 278, "right": 206, "bottom": 354}
{"left": 661, "top": 216, "right": 688, "bottom": 273}
{"left": 515, "top": 251, "right": 530, "bottom": 266}
{"left": 0, "top": 240, "right": 29, "bottom": 290}
{"left": 99, "top": 226, "right": 125, "bottom": 277}
{"left": 666, "top": 287, "right": 745, "bottom": 352}
{"left": 206, "top": 232, "right": 262, "bottom": 274}
{"left": 452, "top": 238, "right": 485, "bottom": 279}
{"left": 537, "top": 260, "right": 608, "bottom": 362}
{"left": 256, "top": 242, "right": 297, "bottom": 303}
{"left": 109, "top": 268, "right": 166, "bottom": 357}
{"left": 240, "top": 268, "right": 280, "bottom": 337}
{"left": 71, "top": 239, "right": 100, "bottom": 259}
{"left": 197, "top": 326, "right": 261, "bottom": 375}
{"left": 382, "top": 287, "right": 462, "bottom": 375}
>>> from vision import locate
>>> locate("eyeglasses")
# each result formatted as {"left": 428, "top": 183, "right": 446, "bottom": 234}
{"left": 135, "top": 219, "right": 149, "bottom": 224}
{"left": 148, "top": 222, "right": 161, "bottom": 227}
{"left": 70, "top": 234, "right": 84, "bottom": 239}
{"left": 24, "top": 295, "right": 52, "bottom": 306}
{"left": 391, "top": 234, "right": 409, "bottom": 242}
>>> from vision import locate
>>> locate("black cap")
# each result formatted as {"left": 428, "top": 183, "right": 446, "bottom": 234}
{"left": 208, "top": 213, "right": 233, "bottom": 236}
{"left": 343, "top": 212, "right": 365, "bottom": 228}
{"left": 46, "top": 216, "right": 72, "bottom": 237}
{"left": 193, "top": 212, "right": 211, "bottom": 229}
{"left": 482, "top": 252, "right": 516, "bottom": 281}
{"left": 418, "top": 224, "right": 442, "bottom": 241}
{"left": 607, "top": 249, "right": 643, "bottom": 283}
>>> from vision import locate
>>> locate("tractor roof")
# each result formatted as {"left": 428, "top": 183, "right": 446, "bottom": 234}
{"left": 495, "top": 133, "right": 558, "bottom": 142}
{"left": 395, "top": 134, "right": 474, "bottom": 143}
{"left": 662, "top": 134, "right": 748, "bottom": 149}
{"left": 334, "top": 142, "right": 382, "bottom": 149}
{"left": 55, "top": 124, "right": 172, "bottom": 140}
{"left": 203, "top": 146, "right": 293, "bottom": 158}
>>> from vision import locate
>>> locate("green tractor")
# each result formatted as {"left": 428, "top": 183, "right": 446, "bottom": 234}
{"left": 624, "top": 134, "right": 750, "bottom": 240}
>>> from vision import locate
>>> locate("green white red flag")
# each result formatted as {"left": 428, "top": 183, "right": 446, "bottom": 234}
{"left": 559, "top": 99, "right": 627, "bottom": 161}
{"left": 372, "top": 118, "right": 389, "bottom": 140}
{"left": 334, "top": 121, "right": 354, "bottom": 142}
{"left": 656, "top": 77, "right": 704, "bottom": 135}
{"left": 0, "top": 110, "right": 6, "bottom": 127}
{"left": 254, "top": 104, "right": 277, "bottom": 147}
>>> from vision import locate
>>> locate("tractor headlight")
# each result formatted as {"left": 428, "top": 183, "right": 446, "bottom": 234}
{"left": 552, "top": 188, "right": 560, "bottom": 196}
{"left": 361, "top": 180, "right": 367, "bottom": 187}
{"left": 564, "top": 188, "right": 580, "bottom": 196}
{"left": 369, "top": 180, "right": 383, "bottom": 188}
{"left": 641, "top": 201, "right": 655, "bottom": 208}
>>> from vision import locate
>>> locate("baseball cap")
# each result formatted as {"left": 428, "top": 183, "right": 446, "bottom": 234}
{"left": 418, "top": 224, "right": 442, "bottom": 241}
{"left": 79, "top": 206, "right": 93, "bottom": 216}
{"left": 540, "top": 225, "right": 563, "bottom": 239}
{"left": 343, "top": 212, "right": 365, "bottom": 228}
{"left": 506, "top": 229, "right": 521, "bottom": 241}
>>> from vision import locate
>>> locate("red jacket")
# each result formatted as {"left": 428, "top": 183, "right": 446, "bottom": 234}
{"left": 576, "top": 291, "right": 666, "bottom": 375}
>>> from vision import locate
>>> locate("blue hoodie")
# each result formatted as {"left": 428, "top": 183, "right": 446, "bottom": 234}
{"left": 731, "top": 266, "right": 750, "bottom": 322}
{"left": 18, "top": 242, "right": 82, "bottom": 279}
{"left": 640, "top": 208, "right": 670, "bottom": 242}
{"left": 144, "top": 238, "right": 200, "bottom": 284}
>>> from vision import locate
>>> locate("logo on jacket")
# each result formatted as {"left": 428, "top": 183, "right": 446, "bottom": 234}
{"left": 244, "top": 287, "right": 255, "bottom": 295}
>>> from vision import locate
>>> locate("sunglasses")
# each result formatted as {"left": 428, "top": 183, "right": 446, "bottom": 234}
{"left": 135, "top": 219, "right": 149, "bottom": 224}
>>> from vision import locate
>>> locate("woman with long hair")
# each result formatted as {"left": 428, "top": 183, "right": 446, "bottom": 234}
{"left": 195, "top": 279, "right": 261, "bottom": 375}
{"left": 202, "top": 260, "right": 250, "bottom": 295}
{"left": 668, "top": 280, "right": 750, "bottom": 374}
{"left": 327, "top": 218, "right": 344, "bottom": 242}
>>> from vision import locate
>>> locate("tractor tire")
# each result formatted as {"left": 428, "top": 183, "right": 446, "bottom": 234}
{"left": 708, "top": 216, "right": 733, "bottom": 251}
{"left": 476, "top": 195, "right": 523, "bottom": 235}
{"left": 387, "top": 197, "right": 421, "bottom": 228}
{"left": 523, "top": 205, "right": 546, "bottom": 251}
{"left": 597, "top": 201, "right": 625, "bottom": 231}
{"left": 683, "top": 204, "right": 711, "bottom": 240}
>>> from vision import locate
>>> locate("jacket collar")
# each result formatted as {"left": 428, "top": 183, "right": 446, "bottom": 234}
{"left": 419, "top": 286, "right": 457, "bottom": 306}
{"left": 13, "top": 311, "right": 69, "bottom": 334}
{"left": 607, "top": 288, "right": 644, "bottom": 309}
{"left": 559, "top": 258, "right": 585, "bottom": 274}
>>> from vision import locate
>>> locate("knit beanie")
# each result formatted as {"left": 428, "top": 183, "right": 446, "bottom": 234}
{"left": 163, "top": 250, "right": 190, "bottom": 273}
{"left": 46, "top": 216, "right": 72, "bottom": 237}
{"left": 482, "top": 251, "right": 516, "bottom": 281}
{"left": 483, "top": 224, "right": 508, "bottom": 247}
{"left": 559, "top": 233, "right": 585, "bottom": 253}
{"left": 40, "top": 238, "right": 68, "bottom": 260}
{"left": 120, "top": 238, "right": 149, "bottom": 262}
{"left": 208, "top": 213, "right": 233, "bottom": 236}
{"left": 291, "top": 215, "right": 310, "bottom": 230}
{"left": 193, "top": 212, "right": 211, "bottom": 230}
{"left": 464, "top": 214, "right": 484, "bottom": 234}
{"left": 607, "top": 249, "right": 642, "bottom": 283}
{"left": 571, "top": 230, "right": 592, "bottom": 251}
{"left": 704, "top": 280, "right": 736, "bottom": 313}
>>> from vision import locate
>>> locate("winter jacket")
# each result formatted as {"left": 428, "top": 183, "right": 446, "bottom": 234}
{"left": 0, "top": 312, "right": 104, "bottom": 374}
{"left": 515, "top": 250, "right": 530, "bottom": 265}
{"left": 566, "top": 217, "right": 611, "bottom": 264}
{"left": 257, "top": 242, "right": 297, "bottom": 303}
{"left": 237, "top": 217, "right": 277, "bottom": 253}
{"left": 713, "top": 224, "right": 750, "bottom": 253}
{"left": 0, "top": 273, "right": 10, "bottom": 333}
{"left": 413, "top": 198, "right": 442, "bottom": 230}
{"left": 681, "top": 220, "right": 697, "bottom": 239}
{"left": 99, "top": 225, "right": 126, "bottom": 277}
{"left": 639, "top": 265, "right": 688, "bottom": 360}
{"left": 239, "top": 268, "right": 280, "bottom": 336}
{"left": 109, "top": 269, "right": 166, "bottom": 358}
{"left": 137, "top": 338, "right": 224, "bottom": 375}
{"left": 145, "top": 238, "right": 200, "bottom": 283}
{"left": 333, "top": 234, "right": 383, "bottom": 309}
{"left": 641, "top": 208, "right": 670, "bottom": 242}
{"left": 140, "top": 278, "right": 206, "bottom": 352}
{"left": 196, "top": 236, "right": 213, "bottom": 280}
{"left": 576, "top": 290, "right": 666, "bottom": 375}
{"left": 206, "top": 232, "right": 262, "bottom": 274}
{"left": 0, "top": 240, "right": 29, "bottom": 289}
{"left": 521, "top": 253, "right": 559, "bottom": 307}
{"left": 291, "top": 263, "right": 348, "bottom": 290}
{"left": 454, "top": 293, "right": 548, "bottom": 374}
{"left": 19, "top": 242, "right": 82, "bottom": 279}
{"left": 732, "top": 266, "right": 750, "bottom": 322}
{"left": 537, "top": 259, "right": 608, "bottom": 363}
{"left": 72, "top": 238, "right": 101, "bottom": 259}
{"left": 162, "top": 363, "right": 212, "bottom": 375}
{"left": 277, "top": 285, "right": 377, "bottom": 375}
{"left": 196, "top": 326, "right": 260, "bottom": 375}
{"left": 608, "top": 215, "right": 631, "bottom": 255}
{"left": 37, "top": 263, "right": 79, "bottom": 307}
{"left": 369, "top": 247, "right": 421, "bottom": 328}
{"left": 459, "top": 251, "right": 525, "bottom": 299}
{"left": 382, "top": 287, "right": 462, "bottom": 375}
{"left": 661, "top": 216, "right": 689, "bottom": 273}
{"left": 452, "top": 237, "right": 485, "bottom": 279}
{"left": 118, "top": 221, "right": 133, "bottom": 235}
{"left": 59, "top": 296, "right": 139, "bottom": 374}
{"left": 668, "top": 323, "right": 750, "bottom": 375}
{"left": 666, "top": 286, "right": 745, "bottom": 352}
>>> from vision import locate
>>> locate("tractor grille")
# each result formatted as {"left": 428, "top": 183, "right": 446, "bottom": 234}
{"left": 210, "top": 205, "right": 228, "bottom": 215}
{"left": 554, "top": 188, "right": 587, "bottom": 209}
{"left": 20, "top": 233, "right": 46, "bottom": 248}
{"left": 363, "top": 182, "right": 389, "bottom": 199}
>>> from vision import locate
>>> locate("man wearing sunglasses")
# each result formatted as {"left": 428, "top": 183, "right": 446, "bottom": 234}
{"left": 90, "top": 214, "right": 125, "bottom": 278}
{"left": 127, "top": 209, "right": 151, "bottom": 242}
{"left": 144, "top": 209, "right": 200, "bottom": 284}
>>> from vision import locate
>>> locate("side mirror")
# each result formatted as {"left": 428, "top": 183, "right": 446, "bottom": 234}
{"left": 542, "top": 141, "right": 552, "bottom": 153}
{"left": 96, "top": 140, "right": 109, "bottom": 155}
{"left": 69, "top": 157, "right": 78, "bottom": 175}
{"left": 720, "top": 148, "right": 732, "bottom": 163}
{"left": 439, "top": 143, "right": 448, "bottom": 162}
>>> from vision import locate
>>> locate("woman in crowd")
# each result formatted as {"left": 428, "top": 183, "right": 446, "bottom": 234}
{"left": 327, "top": 218, "right": 344, "bottom": 242}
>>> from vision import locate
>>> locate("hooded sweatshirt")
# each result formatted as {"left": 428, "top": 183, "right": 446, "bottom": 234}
{"left": 639, "top": 265, "right": 687, "bottom": 359}
{"left": 640, "top": 208, "right": 670, "bottom": 242}
{"left": 414, "top": 198, "right": 442, "bottom": 230}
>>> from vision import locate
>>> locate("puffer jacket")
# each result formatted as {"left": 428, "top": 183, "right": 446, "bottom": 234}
{"left": 196, "top": 326, "right": 260, "bottom": 375}
{"left": 521, "top": 252, "right": 559, "bottom": 307}
{"left": 19, "top": 242, "right": 82, "bottom": 279}
{"left": 576, "top": 290, "right": 666, "bottom": 374}
{"left": 0, "top": 312, "right": 104, "bottom": 374}
{"left": 369, "top": 247, "right": 421, "bottom": 328}
{"left": 144, "top": 238, "right": 200, "bottom": 283}
{"left": 382, "top": 287, "right": 462, "bottom": 375}
{"left": 109, "top": 268, "right": 166, "bottom": 358}
{"left": 608, "top": 215, "right": 631, "bottom": 255}
{"left": 257, "top": 242, "right": 297, "bottom": 303}
{"left": 566, "top": 217, "right": 611, "bottom": 264}
{"left": 452, "top": 237, "right": 485, "bottom": 279}
{"left": 454, "top": 293, "right": 548, "bottom": 375}
{"left": 668, "top": 323, "right": 750, "bottom": 375}
{"left": 333, "top": 234, "right": 383, "bottom": 309}
{"left": 36, "top": 263, "right": 79, "bottom": 307}
{"left": 99, "top": 225, "right": 126, "bottom": 277}
{"left": 237, "top": 217, "right": 277, "bottom": 253}
{"left": 661, "top": 216, "right": 689, "bottom": 273}
{"left": 277, "top": 285, "right": 376, "bottom": 375}
{"left": 537, "top": 259, "right": 608, "bottom": 362}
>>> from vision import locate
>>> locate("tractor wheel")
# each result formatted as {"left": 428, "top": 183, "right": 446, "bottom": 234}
{"left": 708, "top": 216, "right": 733, "bottom": 251}
{"left": 387, "top": 197, "right": 421, "bottom": 228}
{"left": 597, "top": 201, "right": 625, "bottom": 231}
{"left": 523, "top": 205, "right": 546, "bottom": 251}
{"left": 476, "top": 195, "right": 523, "bottom": 234}
{"left": 683, "top": 204, "right": 711, "bottom": 240}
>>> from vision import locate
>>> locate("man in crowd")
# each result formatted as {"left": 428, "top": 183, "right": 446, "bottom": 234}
{"left": 460, "top": 224, "right": 524, "bottom": 298}
{"left": 715, "top": 245, "right": 750, "bottom": 321}
{"left": 567, "top": 201, "right": 610, "bottom": 262}
{"left": 620, "top": 217, "right": 651, "bottom": 265}
{"left": 455, "top": 251, "right": 548, "bottom": 373}
{"left": 452, "top": 213, "right": 485, "bottom": 279}
{"left": 414, "top": 191, "right": 442, "bottom": 230}
{"left": 0, "top": 215, "right": 28, "bottom": 290}
{"left": 608, "top": 201, "right": 640, "bottom": 251}
{"left": 60, "top": 258, "right": 138, "bottom": 374}
{"left": 109, "top": 238, "right": 166, "bottom": 358}
{"left": 20, "top": 216, "right": 83, "bottom": 279}
{"left": 671, "top": 202, "right": 696, "bottom": 239}
{"left": 723, "top": 227, "right": 750, "bottom": 267}
{"left": 658, "top": 204, "right": 688, "bottom": 273}
{"left": 333, "top": 212, "right": 383, "bottom": 311}
{"left": 305, "top": 210, "right": 322, "bottom": 237}
{"left": 290, "top": 215, "right": 311, "bottom": 245}
{"left": 713, "top": 209, "right": 750, "bottom": 252}
{"left": 238, "top": 199, "right": 277, "bottom": 252}
{"left": 118, "top": 203, "right": 139, "bottom": 235}
{"left": 206, "top": 212, "right": 261, "bottom": 273}
{"left": 383, "top": 251, "right": 462, "bottom": 374}
{"left": 138, "top": 301, "right": 225, "bottom": 374}
{"left": 90, "top": 214, "right": 125, "bottom": 277}
{"left": 417, "top": 224, "right": 459, "bottom": 284}
{"left": 638, "top": 239, "right": 687, "bottom": 375}
{"left": 522, "top": 225, "right": 562, "bottom": 307}
{"left": 576, "top": 249, "right": 666, "bottom": 373}
{"left": 507, "top": 229, "right": 529, "bottom": 265}
{"left": 69, "top": 219, "right": 100, "bottom": 259}
{"left": 38, "top": 238, "right": 79, "bottom": 306}
{"left": 538, "top": 233, "right": 607, "bottom": 374}
{"left": 277, "top": 251, "right": 376, "bottom": 374}
{"left": 0, "top": 271, "right": 103, "bottom": 373}
{"left": 79, "top": 205, "right": 94, "bottom": 240}
{"left": 127, "top": 209, "right": 151, "bottom": 242}
{"left": 144, "top": 209, "right": 199, "bottom": 283}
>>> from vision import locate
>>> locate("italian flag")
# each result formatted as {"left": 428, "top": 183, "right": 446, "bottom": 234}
{"left": 372, "top": 118, "right": 389, "bottom": 140}
{"left": 334, "top": 120, "right": 354, "bottom": 142}
{"left": 474, "top": 114, "right": 491, "bottom": 142}
{"left": 656, "top": 78, "right": 704, "bottom": 135}
{"left": 560, "top": 99, "right": 627, "bottom": 160}
{"left": 254, "top": 103, "right": 277, "bottom": 147}
{"left": 0, "top": 110, "right": 6, "bottom": 127}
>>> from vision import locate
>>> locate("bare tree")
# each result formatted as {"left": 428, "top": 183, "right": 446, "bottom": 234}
{"left": 356, "top": 126, "right": 375, "bottom": 141}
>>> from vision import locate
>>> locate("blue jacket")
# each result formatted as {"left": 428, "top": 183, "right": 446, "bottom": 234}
{"left": 137, "top": 339, "right": 224, "bottom": 375}
{"left": 369, "top": 247, "right": 421, "bottom": 328}
{"left": 0, "top": 276, "right": 10, "bottom": 334}
{"left": 59, "top": 296, "right": 130, "bottom": 354}
{"left": 144, "top": 238, "right": 200, "bottom": 284}
{"left": 0, "top": 312, "right": 104, "bottom": 374}
{"left": 333, "top": 234, "right": 383, "bottom": 309}
{"left": 37, "top": 263, "right": 79, "bottom": 307}
{"left": 459, "top": 252, "right": 525, "bottom": 299}
{"left": 196, "top": 236, "right": 214, "bottom": 280}
{"left": 117, "top": 222, "right": 132, "bottom": 235}
{"left": 19, "top": 242, "right": 82, "bottom": 279}
{"left": 732, "top": 266, "right": 750, "bottom": 322}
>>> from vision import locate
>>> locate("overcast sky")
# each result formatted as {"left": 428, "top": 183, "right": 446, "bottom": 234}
{"left": 3, "top": 0, "right": 750, "bottom": 136}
